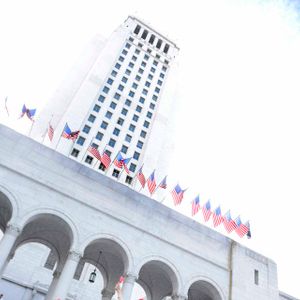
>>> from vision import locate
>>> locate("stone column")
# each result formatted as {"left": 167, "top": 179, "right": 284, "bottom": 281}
{"left": 172, "top": 294, "right": 188, "bottom": 300}
{"left": 51, "top": 251, "right": 82, "bottom": 300}
{"left": 101, "top": 288, "right": 115, "bottom": 300}
{"left": 45, "top": 271, "right": 61, "bottom": 300}
{"left": 121, "top": 273, "right": 137, "bottom": 300}
{"left": 0, "top": 224, "right": 21, "bottom": 276}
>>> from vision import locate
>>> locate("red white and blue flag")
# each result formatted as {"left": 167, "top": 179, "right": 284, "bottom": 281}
{"left": 235, "top": 217, "right": 250, "bottom": 238}
{"left": 147, "top": 171, "right": 156, "bottom": 194}
{"left": 114, "top": 153, "right": 131, "bottom": 174}
{"left": 48, "top": 124, "right": 54, "bottom": 141}
{"left": 62, "top": 123, "right": 79, "bottom": 141}
{"left": 137, "top": 166, "right": 146, "bottom": 188}
{"left": 212, "top": 206, "right": 224, "bottom": 227}
{"left": 202, "top": 200, "right": 212, "bottom": 222}
{"left": 171, "top": 184, "right": 186, "bottom": 206}
{"left": 223, "top": 210, "right": 237, "bottom": 233}
{"left": 20, "top": 104, "right": 36, "bottom": 121}
{"left": 88, "top": 145, "right": 102, "bottom": 161}
{"left": 191, "top": 195, "right": 200, "bottom": 216}
{"left": 159, "top": 176, "right": 167, "bottom": 189}
{"left": 101, "top": 151, "right": 111, "bottom": 169}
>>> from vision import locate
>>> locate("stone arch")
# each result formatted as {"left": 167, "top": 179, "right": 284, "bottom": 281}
{"left": 0, "top": 185, "right": 20, "bottom": 231}
{"left": 134, "top": 255, "right": 182, "bottom": 299}
{"left": 184, "top": 276, "right": 225, "bottom": 300}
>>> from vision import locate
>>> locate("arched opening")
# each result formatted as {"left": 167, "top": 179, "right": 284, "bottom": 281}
{"left": 137, "top": 260, "right": 179, "bottom": 300}
{"left": 0, "top": 191, "right": 13, "bottom": 235}
{"left": 188, "top": 280, "right": 223, "bottom": 300}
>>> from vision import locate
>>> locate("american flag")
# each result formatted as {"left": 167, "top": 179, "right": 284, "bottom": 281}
{"left": 114, "top": 153, "right": 131, "bottom": 174}
{"left": 171, "top": 184, "right": 185, "bottom": 206}
{"left": 191, "top": 195, "right": 200, "bottom": 216}
{"left": 137, "top": 166, "right": 146, "bottom": 188}
{"left": 223, "top": 210, "right": 237, "bottom": 233}
{"left": 88, "top": 146, "right": 102, "bottom": 161}
{"left": 118, "top": 276, "right": 124, "bottom": 283}
{"left": 48, "top": 124, "right": 54, "bottom": 141}
{"left": 101, "top": 151, "right": 111, "bottom": 169}
{"left": 159, "top": 176, "right": 167, "bottom": 189}
{"left": 235, "top": 217, "right": 250, "bottom": 238}
{"left": 62, "top": 123, "right": 79, "bottom": 141}
{"left": 147, "top": 171, "right": 156, "bottom": 194}
{"left": 20, "top": 104, "right": 36, "bottom": 121}
{"left": 212, "top": 206, "right": 224, "bottom": 227}
{"left": 202, "top": 200, "right": 212, "bottom": 222}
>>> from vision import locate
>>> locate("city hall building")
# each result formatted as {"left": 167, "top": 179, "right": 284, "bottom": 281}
{"left": 0, "top": 16, "right": 298, "bottom": 300}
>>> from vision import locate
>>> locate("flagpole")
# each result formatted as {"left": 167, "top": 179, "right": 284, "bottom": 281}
{"left": 55, "top": 125, "right": 66, "bottom": 151}
{"left": 105, "top": 150, "right": 120, "bottom": 175}
{"left": 28, "top": 120, "right": 35, "bottom": 137}
{"left": 4, "top": 97, "right": 9, "bottom": 117}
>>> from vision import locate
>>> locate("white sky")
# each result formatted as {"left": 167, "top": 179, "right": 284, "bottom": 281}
{"left": 1, "top": 0, "right": 300, "bottom": 297}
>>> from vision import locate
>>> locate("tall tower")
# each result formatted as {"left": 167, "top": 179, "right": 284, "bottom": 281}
{"left": 32, "top": 16, "right": 179, "bottom": 183}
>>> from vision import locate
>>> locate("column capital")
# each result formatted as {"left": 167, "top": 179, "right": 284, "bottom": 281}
{"left": 6, "top": 223, "right": 21, "bottom": 236}
{"left": 68, "top": 250, "right": 82, "bottom": 263}
{"left": 124, "top": 273, "right": 138, "bottom": 282}
{"left": 172, "top": 294, "right": 188, "bottom": 300}
{"left": 101, "top": 288, "right": 115, "bottom": 298}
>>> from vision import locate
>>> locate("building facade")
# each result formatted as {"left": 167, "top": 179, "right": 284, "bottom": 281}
{"left": 0, "top": 124, "right": 297, "bottom": 300}
{"left": 32, "top": 16, "right": 179, "bottom": 184}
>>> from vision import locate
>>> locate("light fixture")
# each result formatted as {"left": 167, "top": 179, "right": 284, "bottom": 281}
{"left": 89, "top": 251, "right": 102, "bottom": 283}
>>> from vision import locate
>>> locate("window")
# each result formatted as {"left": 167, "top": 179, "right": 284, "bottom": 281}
{"left": 122, "top": 49, "right": 128, "bottom": 55}
{"left": 91, "top": 143, "right": 98, "bottom": 149}
{"left": 164, "top": 44, "right": 170, "bottom": 54}
{"left": 125, "top": 42, "right": 131, "bottom": 49}
{"left": 129, "top": 124, "right": 136, "bottom": 132}
{"left": 134, "top": 25, "right": 141, "bottom": 34}
{"left": 138, "top": 42, "right": 143, "bottom": 48}
{"left": 110, "top": 101, "right": 117, "bottom": 109}
{"left": 101, "top": 121, "right": 108, "bottom": 129}
{"left": 149, "top": 103, "right": 155, "bottom": 110}
{"left": 153, "top": 60, "right": 158, "bottom": 66}
{"left": 162, "top": 66, "right": 167, "bottom": 72}
{"left": 117, "top": 118, "right": 124, "bottom": 126}
{"left": 88, "top": 114, "right": 96, "bottom": 123}
{"left": 98, "top": 95, "right": 105, "bottom": 103}
{"left": 142, "top": 89, "right": 148, "bottom": 96}
{"left": 132, "top": 55, "right": 137, "bottom": 61}
{"left": 141, "top": 61, "right": 146, "bottom": 67}
{"left": 128, "top": 90, "right": 135, "bottom": 98}
{"left": 132, "top": 82, "right": 138, "bottom": 89}
{"left": 137, "top": 140, "right": 144, "bottom": 149}
{"left": 139, "top": 97, "right": 145, "bottom": 104}
{"left": 141, "top": 29, "right": 148, "bottom": 39}
{"left": 118, "top": 84, "right": 124, "bottom": 91}
{"left": 148, "top": 74, "right": 153, "bottom": 80}
{"left": 132, "top": 114, "right": 139, "bottom": 122}
{"left": 156, "top": 39, "right": 162, "bottom": 49}
{"left": 103, "top": 86, "right": 110, "bottom": 94}
{"left": 135, "top": 48, "right": 141, "bottom": 55}
{"left": 129, "top": 37, "right": 134, "bottom": 42}
{"left": 147, "top": 48, "right": 152, "bottom": 54}
{"left": 96, "top": 132, "right": 104, "bottom": 140}
{"left": 160, "top": 73, "right": 165, "bottom": 79}
{"left": 114, "top": 93, "right": 121, "bottom": 100}
{"left": 105, "top": 111, "right": 113, "bottom": 119}
{"left": 125, "top": 134, "right": 132, "bottom": 143}
{"left": 155, "top": 87, "right": 160, "bottom": 94}
{"left": 122, "top": 76, "right": 128, "bottom": 83}
{"left": 140, "top": 130, "right": 147, "bottom": 138}
{"left": 99, "top": 163, "right": 106, "bottom": 171}
{"left": 133, "top": 151, "right": 140, "bottom": 160}
{"left": 125, "top": 69, "right": 131, "bottom": 75}
{"left": 115, "top": 63, "right": 121, "bottom": 69}
{"left": 143, "top": 120, "right": 150, "bottom": 128}
{"left": 129, "top": 163, "right": 136, "bottom": 173}
{"left": 93, "top": 105, "right": 100, "bottom": 112}
{"left": 107, "top": 78, "right": 114, "bottom": 85}
{"left": 77, "top": 136, "right": 85, "bottom": 145}
{"left": 144, "top": 54, "right": 150, "bottom": 60}
{"left": 145, "top": 81, "right": 151, "bottom": 87}
{"left": 121, "top": 145, "right": 128, "bottom": 154}
{"left": 125, "top": 99, "right": 132, "bottom": 107}
{"left": 138, "top": 68, "right": 144, "bottom": 74}
{"left": 164, "top": 59, "right": 169, "bottom": 65}
{"left": 121, "top": 108, "right": 128, "bottom": 116}
{"left": 157, "top": 79, "right": 163, "bottom": 86}
{"left": 156, "top": 54, "right": 161, "bottom": 59}
{"left": 152, "top": 94, "right": 158, "bottom": 101}
{"left": 125, "top": 176, "right": 133, "bottom": 185}
{"left": 112, "top": 169, "right": 120, "bottom": 178}
{"left": 85, "top": 155, "right": 93, "bottom": 165}
{"left": 119, "top": 56, "right": 125, "bottom": 62}
{"left": 111, "top": 70, "right": 117, "bottom": 77}
{"left": 83, "top": 125, "right": 91, "bottom": 134}
{"left": 135, "top": 75, "right": 141, "bottom": 81}
{"left": 147, "top": 112, "right": 153, "bottom": 119}
{"left": 150, "top": 67, "right": 156, "bottom": 73}
{"left": 136, "top": 105, "right": 142, "bottom": 113}
{"left": 108, "top": 138, "right": 116, "bottom": 147}
{"left": 254, "top": 270, "right": 259, "bottom": 285}
{"left": 129, "top": 62, "right": 134, "bottom": 68}
{"left": 71, "top": 148, "right": 80, "bottom": 157}
{"left": 113, "top": 128, "right": 120, "bottom": 136}
{"left": 149, "top": 34, "right": 155, "bottom": 44}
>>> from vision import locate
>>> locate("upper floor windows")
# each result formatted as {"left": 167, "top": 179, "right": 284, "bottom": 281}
{"left": 134, "top": 25, "right": 141, "bottom": 35}
{"left": 141, "top": 29, "right": 148, "bottom": 40}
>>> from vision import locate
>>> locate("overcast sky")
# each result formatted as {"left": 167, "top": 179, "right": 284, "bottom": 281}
{"left": 1, "top": 0, "right": 300, "bottom": 297}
